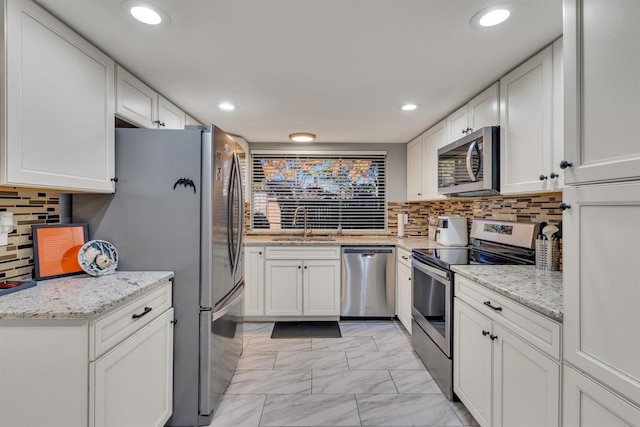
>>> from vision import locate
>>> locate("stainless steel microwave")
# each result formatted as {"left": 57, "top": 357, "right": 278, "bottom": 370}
{"left": 437, "top": 126, "right": 500, "bottom": 197}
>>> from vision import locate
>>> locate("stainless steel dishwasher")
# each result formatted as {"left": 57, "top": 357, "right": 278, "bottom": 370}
{"left": 341, "top": 246, "right": 396, "bottom": 317}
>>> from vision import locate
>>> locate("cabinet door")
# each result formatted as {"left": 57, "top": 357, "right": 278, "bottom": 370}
{"left": 265, "top": 260, "right": 303, "bottom": 315}
{"left": 422, "top": 120, "right": 446, "bottom": 200}
{"left": 3, "top": 0, "right": 115, "bottom": 192}
{"left": 407, "top": 134, "right": 425, "bottom": 200}
{"left": 396, "top": 262, "right": 412, "bottom": 334}
{"left": 453, "top": 299, "right": 492, "bottom": 426}
{"left": 186, "top": 114, "right": 203, "bottom": 127}
{"left": 500, "top": 46, "right": 553, "bottom": 195}
{"left": 492, "top": 323, "right": 560, "bottom": 427}
{"left": 564, "top": 0, "right": 640, "bottom": 184}
{"left": 91, "top": 308, "right": 174, "bottom": 427}
{"left": 563, "top": 182, "right": 640, "bottom": 406}
{"left": 244, "top": 247, "right": 265, "bottom": 317}
{"left": 468, "top": 82, "right": 499, "bottom": 131}
{"left": 158, "top": 96, "right": 186, "bottom": 129}
{"left": 564, "top": 364, "right": 640, "bottom": 427}
{"left": 303, "top": 259, "right": 341, "bottom": 316}
{"left": 115, "top": 65, "right": 158, "bottom": 129}
{"left": 550, "top": 37, "right": 564, "bottom": 190}
{"left": 445, "top": 104, "right": 469, "bottom": 143}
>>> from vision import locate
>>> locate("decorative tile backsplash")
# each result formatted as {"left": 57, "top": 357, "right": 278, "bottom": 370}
{"left": 0, "top": 189, "right": 60, "bottom": 281}
{"left": 387, "top": 192, "right": 564, "bottom": 237}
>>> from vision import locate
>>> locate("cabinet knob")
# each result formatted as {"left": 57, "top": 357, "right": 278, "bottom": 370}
{"left": 559, "top": 202, "right": 571, "bottom": 211}
{"left": 490, "top": 334, "right": 498, "bottom": 341}
{"left": 298, "top": 265, "right": 301, "bottom": 269}
{"left": 482, "top": 330, "right": 490, "bottom": 336}
{"left": 110, "top": 177, "right": 118, "bottom": 183}
{"left": 539, "top": 174, "right": 548, "bottom": 181}
{"left": 259, "top": 251, "right": 262, "bottom": 255}
{"left": 559, "top": 160, "right": 573, "bottom": 169}
{"left": 154, "top": 120, "right": 166, "bottom": 127}
{"left": 304, "top": 265, "right": 308, "bottom": 269}
{"left": 549, "top": 172, "right": 558, "bottom": 179}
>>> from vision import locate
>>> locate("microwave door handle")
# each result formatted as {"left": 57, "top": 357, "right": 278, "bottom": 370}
{"left": 465, "top": 141, "right": 483, "bottom": 182}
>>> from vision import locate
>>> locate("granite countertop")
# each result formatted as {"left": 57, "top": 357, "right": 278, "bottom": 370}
{"left": 451, "top": 265, "right": 563, "bottom": 322}
{"left": 244, "top": 234, "right": 437, "bottom": 251}
{"left": 0, "top": 271, "right": 174, "bottom": 320}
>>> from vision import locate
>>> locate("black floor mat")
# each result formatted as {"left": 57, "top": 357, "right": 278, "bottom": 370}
{"left": 271, "top": 321, "right": 342, "bottom": 339}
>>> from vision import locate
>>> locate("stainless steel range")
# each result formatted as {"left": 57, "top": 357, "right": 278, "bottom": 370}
{"left": 410, "top": 219, "right": 538, "bottom": 400}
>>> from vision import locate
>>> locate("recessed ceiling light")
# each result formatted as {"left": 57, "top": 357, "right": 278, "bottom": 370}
{"left": 218, "top": 102, "right": 237, "bottom": 111}
{"left": 131, "top": 6, "right": 162, "bottom": 24}
{"left": 289, "top": 133, "right": 316, "bottom": 143}
{"left": 122, "top": 1, "right": 170, "bottom": 26}
{"left": 401, "top": 103, "right": 418, "bottom": 111}
{"left": 470, "top": 4, "right": 511, "bottom": 28}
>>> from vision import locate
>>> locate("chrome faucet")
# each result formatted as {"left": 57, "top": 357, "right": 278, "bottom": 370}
{"left": 292, "top": 206, "right": 310, "bottom": 238}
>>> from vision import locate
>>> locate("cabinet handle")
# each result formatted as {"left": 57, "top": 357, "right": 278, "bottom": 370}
{"left": 132, "top": 306, "right": 152, "bottom": 319}
{"left": 490, "top": 334, "right": 498, "bottom": 341}
{"left": 111, "top": 177, "right": 118, "bottom": 183}
{"left": 153, "top": 120, "right": 166, "bottom": 127}
{"left": 259, "top": 251, "right": 262, "bottom": 255}
{"left": 559, "top": 202, "right": 571, "bottom": 211}
{"left": 539, "top": 174, "right": 548, "bottom": 181}
{"left": 408, "top": 277, "right": 411, "bottom": 281}
{"left": 304, "top": 265, "right": 308, "bottom": 269}
{"left": 549, "top": 172, "right": 558, "bottom": 179}
{"left": 482, "top": 330, "right": 490, "bottom": 336}
{"left": 559, "top": 160, "right": 573, "bottom": 169}
{"left": 483, "top": 301, "right": 502, "bottom": 311}
{"left": 170, "top": 319, "right": 177, "bottom": 325}
{"left": 401, "top": 256, "right": 409, "bottom": 260}
{"left": 462, "top": 129, "right": 466, "bottom": 134}
{"left": 417, "top": 193, "right": 422, "bottom": 195}
{"left": 298, "top": 265, "right": 301, "bottom": 269}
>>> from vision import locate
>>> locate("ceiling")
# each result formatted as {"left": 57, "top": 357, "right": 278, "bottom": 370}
{"left": 35, "top": 0, "right": 562, "bottom": 144}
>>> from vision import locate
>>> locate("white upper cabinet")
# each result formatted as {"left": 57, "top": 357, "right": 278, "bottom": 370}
{"left": 406, "top": 134, "right": 426, "bottom": 200}
{"left": 1, "top": 0, "right": 115, "bottom": 192}
{"left": 500, "top": 40, "right": 564, "bottom": 195}
{"left": 563, "top": 0, "right": 640, "bottom": 184}
{"left": 158, "top": 95, "right": 186, "bottom": 130}
{"left": 445, "top": 83, "right": 499, "bottom": 143}
{"left": 116, "top": 64, "right": 187, "bottom": 130}
{"left": 185, "top": 114, "right": 203, "bottom": 127}
{"left": 116, "top": 65, "right": 157, "bottom": 129}
{"left": 422, "top": 120, "right": 446, "bottom": 200}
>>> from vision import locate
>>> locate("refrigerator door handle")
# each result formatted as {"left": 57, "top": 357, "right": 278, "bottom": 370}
{"left": 233, "top": 152, "right": 244, "bottom": 276}
{"left": 211, "top": 281, "right": 244, "bottom": 322}
{"left": 228, "top": 153, "right": 243, "bottom": 278}
{"left": 226, "top": 155, "right": 237, "bottom": 276}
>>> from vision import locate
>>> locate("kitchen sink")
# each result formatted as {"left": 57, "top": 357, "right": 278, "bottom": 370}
{"left": 271, "top": 236, "right": 336, "bottom": 242}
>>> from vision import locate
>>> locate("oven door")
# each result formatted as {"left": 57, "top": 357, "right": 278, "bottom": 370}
{"left": 411, "top": 258, "right": 452, "bottom": 357}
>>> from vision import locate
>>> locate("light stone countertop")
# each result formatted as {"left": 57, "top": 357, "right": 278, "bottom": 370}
{"left": 244, "top": 234, "right": 437, "bottom": 251}
{"left": 0, "top": 271, "right": 174, "bottom": 320}
{"left": 451, "top": 265, "right": 563, "bottom": 322}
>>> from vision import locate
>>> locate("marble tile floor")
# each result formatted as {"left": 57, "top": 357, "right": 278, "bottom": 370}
{"left": 207, "top": 320, "right": 479, "bottom": 427}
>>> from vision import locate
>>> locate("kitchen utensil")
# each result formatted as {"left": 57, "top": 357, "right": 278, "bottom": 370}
{"left": 542, "top": 225, "right": 559, "bottom": 241}
{"left": 552, "top": 221, "right": 562, "bottom": 240}
{"left": 538, "top": 222, "right": 547, "bottom": 240}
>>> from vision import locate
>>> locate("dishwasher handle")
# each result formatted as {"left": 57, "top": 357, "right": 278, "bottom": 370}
{"left": 343, "top": 247, "right": 394, "bottom": 255}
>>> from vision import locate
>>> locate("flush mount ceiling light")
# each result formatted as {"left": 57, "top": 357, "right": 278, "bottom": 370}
{"left": 401, "top": 103, "right": 418, "bottom": 111}
{"left": 218, "top": 102, "right": 237, "bottom": 111}
{"left": 122, "top": 1, "right": 170, "bottom": 26}
{"left": 470, "top": 4, "right": 511, "bottom": 28}
{"left": 289, "top": 133, "right": 316, "bottom": 143}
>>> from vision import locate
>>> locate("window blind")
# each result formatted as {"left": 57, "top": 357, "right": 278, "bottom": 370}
{"left": 251, "top": 152, "right": 386, "bottom": 231}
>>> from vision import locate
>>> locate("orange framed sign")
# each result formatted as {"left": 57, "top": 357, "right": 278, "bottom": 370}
{"left": 32, "top": 224, "right": 89, "bottom": 280}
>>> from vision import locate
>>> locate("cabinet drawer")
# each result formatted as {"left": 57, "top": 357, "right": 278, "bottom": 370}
{"left": 397, "top": 248, "right": 411, "bottom": 268}
{"left": 90, "top": 282, "right": 172, "bottom": 360}
{"left": 265, "top": 245, "right": 341, "bottom": 260}
{"left": 455, "top": 275, "right": 561, "bottom": 360}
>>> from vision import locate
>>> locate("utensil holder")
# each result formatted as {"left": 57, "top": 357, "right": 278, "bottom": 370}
{"left": 535, "top": 239, "right": 560, "bottom": 271}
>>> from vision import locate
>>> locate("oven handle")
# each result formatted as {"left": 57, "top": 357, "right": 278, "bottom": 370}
{"left": 411, "top": 256, "right": 450, "bottom": 280}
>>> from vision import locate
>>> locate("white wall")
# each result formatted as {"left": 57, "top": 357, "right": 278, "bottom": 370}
{"left": 249, "top": 142, "right": 407, "bottom": 202}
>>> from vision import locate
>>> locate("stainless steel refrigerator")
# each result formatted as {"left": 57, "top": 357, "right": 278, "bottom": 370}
{"left": 72, "top": 125, "right": 245, "bottom": 427}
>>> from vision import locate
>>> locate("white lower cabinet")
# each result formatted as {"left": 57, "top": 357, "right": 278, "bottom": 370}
{"left": 563, "top": 364, "right": 640, "bottom": 427}
{"left": 0, "top": 280, "right": 174, "bottom": 427}
{"left": 262, "top": 246, "right": 341, "bottom": 318}
{"left": 91, "top": 308, "right": 174, "bottom": 427}
{"left": 396, "top": 248, "right": 412, "bottom": 334}
{"left": 244, "top": 246, "right": 265, "bottom": 316}
{"left": 454, "top": 276, "right": 561, "bottom": 427}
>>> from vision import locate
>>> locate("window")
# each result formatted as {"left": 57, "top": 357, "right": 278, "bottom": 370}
{"left": 251, "top": 151, "right": 386, "bottom": 231}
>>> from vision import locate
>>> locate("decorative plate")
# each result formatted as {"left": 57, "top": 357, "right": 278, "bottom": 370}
{"left": 78, "top": 240, "right": 119, "bottom": 277}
